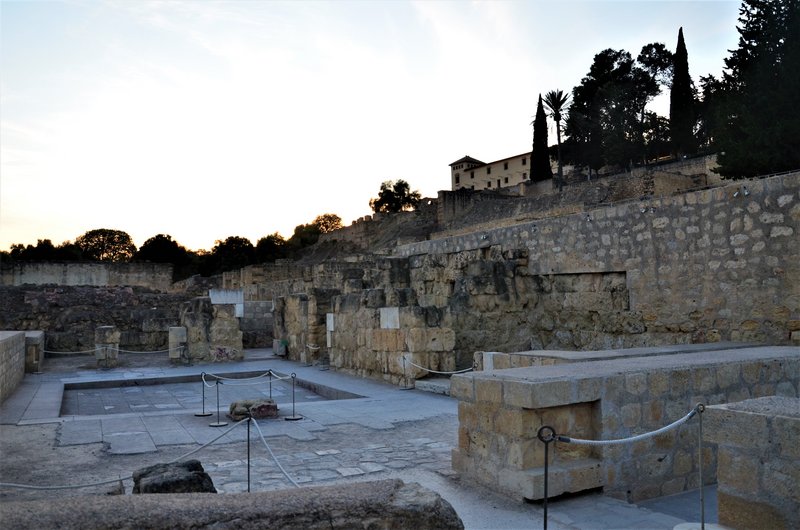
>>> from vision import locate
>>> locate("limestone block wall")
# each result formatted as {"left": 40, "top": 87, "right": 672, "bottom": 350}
{"left": 327, "top": 289, "right": 457, "bottom": 383}
{"left": 400, "top": 172, "right": 800, "bottom": 346}
{"left": 0, "top": 285, "right": 192, "bottom": 352}
{"left": 451, "top": 346, "right": 799, "bottom": 503}
{"left": 273, "top": 290, "right": 339, "bottom": 364}
{"left": 0, "top": 331, "right": 25, "bottom": 404}
{"left": 24, "top": 331, "right": 44, "bottom": 372}
{"left": 179, "top": 297, "right": 243, "bottom": 362}
{"left": 705, "top": 396, "right": 800, "bottom": 530}
{"left": 0, "top": 262, "right": 173, "bottom": 291}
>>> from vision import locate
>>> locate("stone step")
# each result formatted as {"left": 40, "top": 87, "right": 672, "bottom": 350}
{"left": 499, "top": 458, "right": 604, "bottom": 501}
{"left": 413, "top": 377, "right": 451, "bottom": 396}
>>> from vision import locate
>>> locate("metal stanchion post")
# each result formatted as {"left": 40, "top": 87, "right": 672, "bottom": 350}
{"left": 284, "top": 373, "right": 302, "bottom": 421}
{"left": 209, "top": 379, "right": 228, "bottom": 427}
{"left": 247, "top": 415, "right": 251, "bottom": 493}
{"left": 269, "top": 370, "right": 273, "bottom": 400}
{"left": 697, "top": 403, "right": 706, "bottom": 530}
{"left": 537, "top": 426, "right": 556, "bottom": 530}
{"left": 195, "top": 372, "right": 212, "bottom": 417}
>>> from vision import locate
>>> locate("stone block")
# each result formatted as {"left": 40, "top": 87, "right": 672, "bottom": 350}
{"left": 132, "top": 460, "right": 216, "bottom": 494}
{"left": 228, "top": 399, "right": 278, "bottom": 420}
{"left": 474, "top": 377, "right": 503, "bottom": 404}
{"left": 379, "top": 306, "right": 400, "bottom": 329}
{"left": 450, "top": 374, "right": 474, "bottom": 401}
{"left": 718, "top": 491, "right": 791, "bottom": 530}
{"left": 94, "top": 325, "right": 120, "bottom": 344}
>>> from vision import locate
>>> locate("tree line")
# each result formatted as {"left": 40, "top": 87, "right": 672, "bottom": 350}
{"left": 2, "top": 213, "right": 343, "bottom": 280}
{"left": 531, "top": 0, "right": 798, "bottom": 180}
{"left": 3, "top": 175, "right": 426, "bottom": 280}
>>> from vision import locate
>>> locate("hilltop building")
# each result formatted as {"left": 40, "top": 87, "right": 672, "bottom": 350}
{"left": 449, "top": 153, "right": 531, "bottom": 191}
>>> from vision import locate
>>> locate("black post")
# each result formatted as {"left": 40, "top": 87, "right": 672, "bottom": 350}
{"left": 209, "top": 379, "right": 228, "bottom": 427}
{"left": 537, "top": 426, "right": 556, "bottom": 530}
{"left": 285, "top": 373, "right": 302, "bottom": 421}
{"left": 247, "top": 415, "right": 251, "bottom": 493}
{"left": 269, "top": 370, "right": 273, "bottom": 400}
{"left": 195, "top": 372, "right": 212, "bottom": 417}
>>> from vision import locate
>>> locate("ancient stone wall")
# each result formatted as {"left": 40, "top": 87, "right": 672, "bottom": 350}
{"left": 0, "top": 285, "right": 193, "bottom": 352}
{"left": 0, "top": 262, "right": 174, "bottom": 291}
{"left": 272, "top": 172, "right": 796, "bottom": 384}
{"left": 179, "top": 297, "right": 243, "bottom": 362}
{"left": 451, "top": 346, "right": 799, "bottom": 503}
{"left": 317, "top": 199, "right": 439, "bottom": 250}
{"left": 437, "top": 155, "right": 720, "bottom": 236}
{"left": 706, "top": 396, "right": 800, "bottom": 530}
{"left": 0, "top": 331, "right": 25, "bottom": 404}
{"left": 400, "top": 172, "right": 800, "bottom": 346}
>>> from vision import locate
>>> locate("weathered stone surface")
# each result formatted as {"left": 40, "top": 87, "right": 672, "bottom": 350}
{"left": 228, "top": 399, "right": 279, "bottom": 420}
{"left": 0, "top": 285, "right": 191, "bottom": 353}
{"left": 0, "top": 479, "right": 463, "bottom": 530}
{"left": 132, "top": 460, "right": 216, "bottom": 494}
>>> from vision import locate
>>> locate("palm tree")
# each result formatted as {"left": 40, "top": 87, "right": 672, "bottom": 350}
{"left": 543, "top": 90, "right": 570, "bottom": 191}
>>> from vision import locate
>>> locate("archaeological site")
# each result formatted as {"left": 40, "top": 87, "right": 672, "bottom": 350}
{"left": 1, "top": 157, "right": 798, "bottom": 529}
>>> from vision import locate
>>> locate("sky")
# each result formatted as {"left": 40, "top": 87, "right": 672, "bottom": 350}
{"left": 1, "top": 0, "right": 742, "bottom": 252}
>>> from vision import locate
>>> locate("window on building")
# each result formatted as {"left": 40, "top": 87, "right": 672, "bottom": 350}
{"left": 455, "top": 175, "right": 460, "bottom": 184}
{"left": 504, "top": 177, "right": 509, "bottom": 184}
{"left": 487, "top": 181, "right": 491, "bottom": 188}
{"left": 523, "top": 172, "right": 527, "bottom": 179}
{"left": 497, "top": 179, "right": 501, "bottom": 187}
{"left": 504, "top": 162, "right": 509, "bottom": 170}
{"left": 522, "top": 158, "right": 527, "bottom": 166}
{"left": 487, "top": 166, "right": 492, "bottom": 174}
{"left": 470, "top": 171, "right": 474, "bottom": 179}
{"left": 471, "top": 185, "right": 475, "bottom": 190}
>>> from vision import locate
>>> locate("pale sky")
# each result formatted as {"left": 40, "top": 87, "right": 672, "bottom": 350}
{"left": 1, "top": 0, "right": 740, "bottom": 252}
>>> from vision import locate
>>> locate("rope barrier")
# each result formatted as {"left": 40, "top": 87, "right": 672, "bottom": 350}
{"left": 43, "top": 347, "right": 181, "bottom": 355}
{"left": 406, "top": 359, "right": 474, "bottom": 375}
{"left": 201, "top": 370, "right": 291, "bottom": 388}
{"left": 0, "top": 418, "right": 250, "bottom": 491}
{"left": 43, "top": 348, "right": 97, "bottom": 355}
{"left": 555, "top": 405, "right": 701, "bottom": 446}
{"left": 252, "top": 418, "right": 300, "bottom": 488}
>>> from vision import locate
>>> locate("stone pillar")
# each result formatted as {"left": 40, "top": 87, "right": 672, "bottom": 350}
{"left": 24, "top": 331, "right": 44, "bottom": 373}
{"left": 705, "top": 396, "right": 800, "bottom": 530}
{"left": 94, "top": 326, "right": 120, "bottom": 368}
{"left": 168, "top": 327, "right": 187, "bottom": 364}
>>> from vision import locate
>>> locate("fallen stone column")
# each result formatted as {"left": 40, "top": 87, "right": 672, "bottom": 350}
{"left": 0, "top": 479, "right": 464, "bottom": 529}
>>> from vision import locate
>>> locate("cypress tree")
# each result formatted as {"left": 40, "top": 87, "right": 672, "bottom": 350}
{"left": 715, "top": 0, "right": 800, "bottom": 178}
{"left": 669, "top": 27, "right": 695, "bottom": 156}
{"left": 531, "top": 94, "right": 553, "bottom": 181}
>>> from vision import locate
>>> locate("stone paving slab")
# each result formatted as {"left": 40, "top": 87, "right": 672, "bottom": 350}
{"left": 0, "top": 349, "right": 726, "bottom": 528}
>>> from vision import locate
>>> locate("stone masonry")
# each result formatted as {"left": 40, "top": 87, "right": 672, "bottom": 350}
{"left": 705, "top": 396, "right": 800, "bottom": 530}
{"left": 451, "top": 346, "right": 799, "bottom": 503}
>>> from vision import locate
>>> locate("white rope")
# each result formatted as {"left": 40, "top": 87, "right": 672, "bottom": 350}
{"left": 167, "top": 418, "right": 249, "bottom": 463}
{"left": 406, "top": 359, "right": 474, "bottom": 375}
{"left": 115, "top": 348, "right": 173, "bottom": 354}
{"left": 43, "top": 348, "right": 97, "bottom": 355}
{"left": 0, "top": 419, "right": 249, "bottom": 491}
{"left": 251, "top": 419, "right": 300, "bottom": 488}
{"left": 557, "top": 406, "right": 700, "bottom": 446}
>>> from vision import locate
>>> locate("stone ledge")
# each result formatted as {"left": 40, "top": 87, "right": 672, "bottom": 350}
{"left": 0, "top": 479, "right": 464, "bottom": 529}
{"left": 497, "top": 458, "right": 604, "bottom": 501}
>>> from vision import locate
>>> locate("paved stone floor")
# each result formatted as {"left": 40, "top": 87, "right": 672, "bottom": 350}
{"left": 0, "top": 349, "right": 720, "bottom": 529}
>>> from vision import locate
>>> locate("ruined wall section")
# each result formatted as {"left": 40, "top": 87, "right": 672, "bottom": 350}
{"left": 0, "top": 262, "right": 174, "bottom": 291}
{"left": 317, "top": 199, "right": 439, "bottom": 251}
{"left": 400, "top": 172, "right": 800, "bottom": 346}
{"left": 0, "top": 285, "right": 193, "bottom": 352}
{"left": 437, "top": 155, "right": 720, "bottom": 236}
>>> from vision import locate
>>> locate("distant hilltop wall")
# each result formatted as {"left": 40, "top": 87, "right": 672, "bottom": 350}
{"left": 437, "top": 154, "right": 722, "bottom": 235}
{"left": 0, "top": 262, "right": 174, "bottom": 291}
